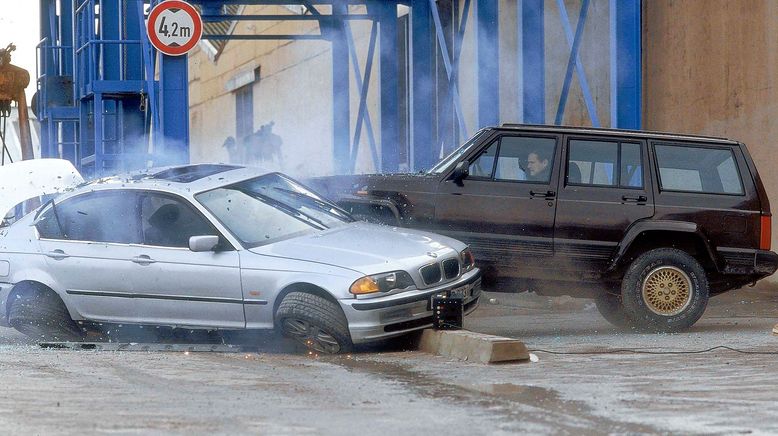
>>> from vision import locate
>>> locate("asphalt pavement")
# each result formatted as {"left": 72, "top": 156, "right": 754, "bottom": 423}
{"left": 1, "top": 286, "right": 777, "bottom": 435}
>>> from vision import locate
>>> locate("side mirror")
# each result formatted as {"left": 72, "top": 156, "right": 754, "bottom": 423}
{"left": 189, "top": 235, "right": 220, "bottom": 252}
{"left": 452, "top": 161, "right": 469, "bottom": 186}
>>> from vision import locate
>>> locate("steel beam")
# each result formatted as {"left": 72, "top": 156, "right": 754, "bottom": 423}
{"left": 556, "top": 0, "right": 599, "bottom": 127}
{"left": 555, "top": 0, "right": 590, "bottom": 125}
{"left": 429, "top": 0, "right": 467, "bottom": 140}
{"left": 477, "top": 0, "right": 499, "bottom": 128}
{"left": 410, "top": 0, "right": 434, "bottom": 170}
{"left": 521, "top": 0, "right": 544, "bottom": 124}
{"left": 102, "top": 1, "right": 121, "bottom": 81}
{"left": 371, "top": 1, "right": 400, "bottom": 172}
{"left": 159, "top": 55, "right": 190, "bottom": 165}
{"left": 610, "top": 0, "right": 641, "bottom": 129}
{"left": 346, "top": 21, "right": 379, "bottom": 172}
{"left": 331, "top": 3, "right": 350, "bottom": 174}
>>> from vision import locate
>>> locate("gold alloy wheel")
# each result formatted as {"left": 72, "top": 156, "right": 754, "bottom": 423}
{"left": 641, "top": 266, "right": 693, "bottom": 316}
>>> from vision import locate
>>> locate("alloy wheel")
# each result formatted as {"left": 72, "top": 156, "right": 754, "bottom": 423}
{"left": 641, "top": 266, "right": 692, "bottom": 316}
{"left": 281, "top": 318, "right": 341, "bottom": 354}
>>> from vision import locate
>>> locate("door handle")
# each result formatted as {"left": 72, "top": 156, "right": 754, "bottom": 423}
{"left": 45, "top": 249, "right": 69, "bottom": 260}
{"left": 622, "top": 195, "right": 648, "bottom": 203}
{"left": 131, "top": 255, "right": 156, "bottom": 265}
{"left": 530, "top": 190, "right": 556, "bottom": 199}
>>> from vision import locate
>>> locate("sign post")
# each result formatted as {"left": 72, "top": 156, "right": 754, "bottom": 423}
{"left": 146, "top": 0, "right": 202, "bottom": 165}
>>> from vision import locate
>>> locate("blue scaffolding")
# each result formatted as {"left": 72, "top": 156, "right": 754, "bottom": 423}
{"left": 36, "top": 0, "right": 641, "bottom": 177}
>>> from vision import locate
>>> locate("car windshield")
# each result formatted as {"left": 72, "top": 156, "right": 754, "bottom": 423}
{"left": 196, "top": 173, "right": 352, "bottom": 247}
{"left": 426, "top": 129, "right": 490, "bottom": 174}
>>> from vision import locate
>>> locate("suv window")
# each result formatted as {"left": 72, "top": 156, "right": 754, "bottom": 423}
{"left": 654, "top": 144, "right": 744, "bottom": 195}
{"left": 141, "top": 194, "right": 217, "bottom": 248}
{"left": 568, "top": 140, "right": 643, "bottom": 188}
{"left": 468, "top": 136, "right": 557, "bottom": 182}
{"left": 38, "top": 191, "right": 142, "bottom": 243}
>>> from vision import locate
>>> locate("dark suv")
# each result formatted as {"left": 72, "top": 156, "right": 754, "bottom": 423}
{"left": 312, "top": 124, "right": 778, "bottom": 332}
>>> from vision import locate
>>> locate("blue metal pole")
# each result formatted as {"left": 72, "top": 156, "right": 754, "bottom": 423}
{"left": 370, "top": 0, "right": 400, "bottom": 173}
{"left": 39, "top": 0, "right": 56, "bottom": 159}
{"left": 555, "top": 0, "right": 590, "bottom": 125}
{"left": 159, "top": 55, "right": 190, "bottom": 165}
{"left": 102, "top": 0, "right": 120, "bottom": 81}
{"left": 429, "top": 0, "right": 467, "bottom": 139}
{"left": 556, "top": 0, "right": 600, "bottom": 127}
{"left": 611, "top": 0, "right": 641, "bottom": 129}
{"left": 477, "top": 0, "right": 499, "bottom": 128}
{"left": 58, "top": 0, "right": 76, "bottom": 163}
{"left": 348, "top": 22, "right": 379, "bottom": 172}
{"left": 410, "top": 0, "right": 434, "bottom": 170}
{"left": 521, "top": 0, "right": 545, "bottom": 124}
{"left": 331, "top": 2, "right": 350, "bottom": 174}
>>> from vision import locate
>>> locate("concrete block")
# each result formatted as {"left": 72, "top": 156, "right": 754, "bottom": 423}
{"left": 419, "top": 329, "right": 530, "bottom": 364}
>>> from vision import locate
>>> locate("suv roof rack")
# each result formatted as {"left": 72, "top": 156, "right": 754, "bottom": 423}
{"left": 498, "top": 123, "right": 737, "bottom": 144}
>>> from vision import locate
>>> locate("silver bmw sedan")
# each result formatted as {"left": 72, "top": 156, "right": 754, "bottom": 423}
{"left": 0, "top": 164, "right": 481, "bottom": 353}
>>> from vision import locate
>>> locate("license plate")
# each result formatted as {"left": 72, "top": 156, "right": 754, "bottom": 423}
{"left": 427, "top": 283, "right": 472, "bottom": 310}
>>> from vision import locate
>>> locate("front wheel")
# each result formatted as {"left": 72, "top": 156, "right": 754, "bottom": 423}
{"left": 621, "top": 248, "right": 709, "bottom": 332}
{"left": 276, "top": 292, "right": 352, "bottom": 354}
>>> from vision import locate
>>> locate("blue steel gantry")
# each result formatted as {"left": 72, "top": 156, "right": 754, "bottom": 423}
{"left": 36, "top": 0, "right": 641, "bottom": 177}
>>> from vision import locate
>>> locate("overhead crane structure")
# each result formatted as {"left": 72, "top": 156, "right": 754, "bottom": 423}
{"left": 37, "top": 0, "right": 641, "bottom": 177}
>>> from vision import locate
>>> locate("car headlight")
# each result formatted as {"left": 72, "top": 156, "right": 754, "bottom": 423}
{"left": 461, "top": 248, "right": 475, "bottom": 271}
{"left": 350, "top": 271, "right": 415, "bottom": 295}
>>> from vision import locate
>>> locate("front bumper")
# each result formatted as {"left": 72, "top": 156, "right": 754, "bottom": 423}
{"left": 340, "top": 268, "right": 481, "bottom": 344}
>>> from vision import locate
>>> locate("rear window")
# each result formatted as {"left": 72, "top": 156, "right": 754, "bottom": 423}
{"left": 654, "top": 144, "right": 744, "bottom": 195}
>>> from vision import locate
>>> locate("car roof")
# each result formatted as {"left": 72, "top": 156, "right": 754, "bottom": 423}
{"left": 496, "top": 124, "right": 740, "bottom": 145}
{"left": 59, "top": 164, "right": 271, "bottom": 199}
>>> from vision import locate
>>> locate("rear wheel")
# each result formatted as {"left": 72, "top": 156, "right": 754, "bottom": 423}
{"left": 276, "top": 292, "right": 352, "bottom": 354}
{"left": 8, "top": 285, "right": 84, "bottom": 342}
{"left": 621, "top": 248, "right": 709, "bottom": 332}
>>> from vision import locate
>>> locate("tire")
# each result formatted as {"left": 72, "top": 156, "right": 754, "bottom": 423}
{"left": 8, "top": 286, "right": 84, "bottom": 342}
{"left": 621, "top": 248, "right": 709, "bottom": 332}
{"left": 275, "top": 292, "right": 352, "bottom": 354}
{"left": 594, "top": 292, "right": 633, "bottom": 329}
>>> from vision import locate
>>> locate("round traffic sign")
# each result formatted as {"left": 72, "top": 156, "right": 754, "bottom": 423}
{"left": 147, "top": 0, "right": 203, "bottom": 56}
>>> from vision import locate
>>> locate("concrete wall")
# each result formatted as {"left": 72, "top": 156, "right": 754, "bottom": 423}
{"left": 188, "top": 5, "right": 380, "bottom": 178}
{"left": 643, "top": 0, "right": 778, "bottom": 253}
{"left": 188, "top": 1, "right": 613, "bottom": 177}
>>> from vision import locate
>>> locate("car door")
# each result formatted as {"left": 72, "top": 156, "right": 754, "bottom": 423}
{"left": 554, "top": 136, "right": 655, "bottom": 273}
{"left": 35, "top": 190, "right": 144, "bottom": 322}
{"left": 435, "top": 133, "right": 562, "bottom": 276}
{"left": 129, "top": 191, "right": 244, "bottom": 328}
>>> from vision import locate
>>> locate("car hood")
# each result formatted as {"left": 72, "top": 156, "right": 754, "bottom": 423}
{"left": 0, "top": 159, "right": 84, "bottom": 219}
{"left": 249, "top": 221, "right": 466, "bottom": 275}
{"left": 308, "top": 172, "right": 437, "bottom": 199}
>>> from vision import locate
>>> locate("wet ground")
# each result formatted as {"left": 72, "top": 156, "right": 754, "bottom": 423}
{"left": 1, "top": 287, "right": 778, "bottom": 435}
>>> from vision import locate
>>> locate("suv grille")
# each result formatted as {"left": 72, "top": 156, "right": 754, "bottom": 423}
{"left": 442, "top": 258, "right": 460, "bottom": 279}
{"left": 420, "top": 264, "right": 442, "bottom": 285}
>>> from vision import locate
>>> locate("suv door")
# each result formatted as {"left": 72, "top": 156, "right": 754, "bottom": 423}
{"left": 435, "top": 133, "right": 561, "bottom": 275}
{"left": 554, "top": 137, "right": 655, "bottom": 273}
{"left": 130, "top": 191, "right": 244, "bottom": 328}
{"left": 36, "top": 191, "right": 144, "bottom": 322}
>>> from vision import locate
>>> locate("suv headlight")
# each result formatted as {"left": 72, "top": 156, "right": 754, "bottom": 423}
{"left": 350, "top": 271, "right": 415, "bottom": 295}
{"left": 461, "top": 248, "right": 475, "bottom": 271}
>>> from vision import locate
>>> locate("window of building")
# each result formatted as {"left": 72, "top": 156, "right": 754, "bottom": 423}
{"left": 235, "top": 84, "right": 254, "bottom": 144}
